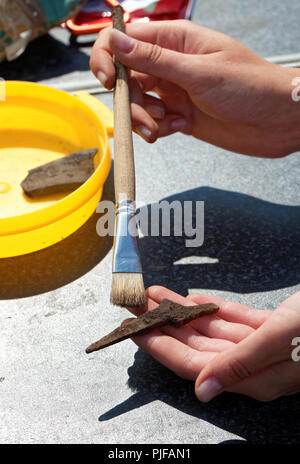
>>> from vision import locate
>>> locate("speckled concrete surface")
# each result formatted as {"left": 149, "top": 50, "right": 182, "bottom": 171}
{"left": 0, "top": 0, "right": 300, "bottom": 444}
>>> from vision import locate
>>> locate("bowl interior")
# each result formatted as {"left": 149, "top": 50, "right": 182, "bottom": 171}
{"left": 0, "top": 85, "right": 104, "bottom": 220}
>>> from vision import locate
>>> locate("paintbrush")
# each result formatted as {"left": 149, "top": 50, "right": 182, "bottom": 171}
{"left": 110, "top": 5, "right": 146, "bottom": 307}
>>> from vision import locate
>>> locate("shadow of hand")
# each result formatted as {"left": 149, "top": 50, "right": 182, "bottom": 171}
{"left": 139, "top": 187, "right": 300, "bottom": 294}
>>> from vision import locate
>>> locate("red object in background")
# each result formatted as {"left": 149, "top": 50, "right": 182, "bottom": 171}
{"left": 132, "top": 0, "right": 193, "bottom": 20}
{"left": 66, "top": 0, "right": 195, "bottom": 35}
{"left": 66, "top": 0, "right": 130, "bottom": 35}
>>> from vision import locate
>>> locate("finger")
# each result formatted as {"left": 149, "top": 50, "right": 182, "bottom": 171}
{"left": 156, "top": 114, "right": 188, "bottom": 138}
{"left": 130, "top": 69, "right": 194, "bottom": 103}
{"left": 133, "top": 114, "right": 189, "bottom": 142}
{"left": 91, "top": 21, "right": 197, "bottom": 88}
{"left": 194, "top": 311, "right": 292, "bottom": 402}
{"left": 91, "top": 25, "right": 166, "bottom": 89}
{"left": 131, "top": 106, "right": 159, "bottom": 142}
{"left": 119, "top": 20, "right": 198, "bottom": 52}
{"left": 129, "top": 78, "right": 159, "bottom": 142}
{"left": 90, "top": 27, "right": 115, "bottom": 89}
{"left": 126, "top": 295, "right": 157, "bottom": 317}
{"left": 129, "top": 76, "right": 144, "bottom": 105}
{"left": 131, "top": 328, "right": 217, "bottom": 380}
{"left": 129, "top": 76, "right": 183, "bottom": 140}
{"left": 187, "top": 294, "right": 271, "bottom": 328}
{"left": 143, "top": 94, "right": 166, "bottom": 120}
{"left": 130, "top": 71, "right": 159, "bottom": 93}
{"left": 129, "top": 92, "right": 187, "bottom": 140}
{"left": 227, "top": 360, "right": 300, "bottom": 402}
{"left": 161, "top": 324, "right": 235, "bottom": 352}
{"left": 144, "top": 297, "right": 235, "bottom": 351}
{"left": 108, "top": 29, "right": 205, "bottom": 90}
{"left": 129, "top": 294, "right": 234, "bottom": 351}
{"left": 115, "top": 21, "right": 230, "bottom": 55}
{"left": 148, "top": 286, "right": 254, "bottom": 342}
{"left": 188, "top": 314, "right": 254, "bottom": 343}
{"left": 121, "top": 318, "right": 135, "bottom": 326}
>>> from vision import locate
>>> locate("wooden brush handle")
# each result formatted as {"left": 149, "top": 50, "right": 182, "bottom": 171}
{"left": 112, "top": 5, "right": 135, "bottom": 203}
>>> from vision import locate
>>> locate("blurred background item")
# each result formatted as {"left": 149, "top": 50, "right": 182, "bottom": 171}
{"left": 0, "top": 0, "right": 86, "bottom": 62}
{"left": 0, "top": 0, "right": 195, "bottom": 64}
{"left": 66, "top": 0, "right": 195, "bottom": 36}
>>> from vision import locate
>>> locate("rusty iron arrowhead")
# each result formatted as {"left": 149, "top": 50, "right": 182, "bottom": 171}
{"left": 86, "top": 299, "right": 219, "bottom": 354}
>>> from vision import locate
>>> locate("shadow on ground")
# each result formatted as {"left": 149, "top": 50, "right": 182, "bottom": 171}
{"left": 138, "top": 186, "right": 300, "bottom": 295}
{"left": 0, "top": 32, "right": 90, "bottom": 82}
{"left": 99, "top": 349, "right": 300, "bottom": 444}
{"left": 1, "top": 185, "right": 298, "bottom": 298}
{"left": 98, "top": 187, "right": 300, "bottom": 443}
{"left": 0, "top": 165, "right": 114, "bottom": 299}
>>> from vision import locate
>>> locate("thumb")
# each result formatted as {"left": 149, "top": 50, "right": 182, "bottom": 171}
{"left": 194, "top": 316, "right": 291, "bottom": 402}
{"left": 109, "top": 29, "right": 198, "bottom": 88}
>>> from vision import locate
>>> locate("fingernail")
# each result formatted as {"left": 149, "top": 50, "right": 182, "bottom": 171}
{"left": 196, "top": 377, "right": 223, "bottom": 402}
{"left": 136, "top": 125, "right": 152, "bottom": 141}
{"left": 110, "top": 29, "right": 135, "bottom": 54}
{"left": 145, "top": 104, "right": 165, "bottom": 120}
{"left": 97, "top": 71, "right": 107, "bottom": 87}
{"left": 170, "top": 118, "right": 187, "bottom": 132}
{"left": 121, "top": 318, "right": 134, "bottom": 327}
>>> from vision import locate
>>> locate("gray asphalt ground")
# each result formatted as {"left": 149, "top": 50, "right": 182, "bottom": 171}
{"left": 0, "top": 0, "right": 300, "bottom": 444}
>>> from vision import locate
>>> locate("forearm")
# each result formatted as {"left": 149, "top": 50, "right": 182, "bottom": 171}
{"left": 279, "top": 67, "right": 300, "bottom": 155}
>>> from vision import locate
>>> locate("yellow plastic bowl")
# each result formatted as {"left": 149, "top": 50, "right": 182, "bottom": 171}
{"left": 0, "top": 81, "right": 113, "bottom": 258}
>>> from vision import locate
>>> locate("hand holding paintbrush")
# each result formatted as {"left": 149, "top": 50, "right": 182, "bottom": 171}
{"left": 110, "top": 5, "right": 146, "bottom": 307}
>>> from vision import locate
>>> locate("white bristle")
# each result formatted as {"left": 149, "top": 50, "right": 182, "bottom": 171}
{"left": 110, "top": 273, "right": 146, "bottom": 307}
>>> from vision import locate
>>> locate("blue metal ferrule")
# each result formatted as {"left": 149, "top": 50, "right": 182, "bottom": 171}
{"left": 112, "top": 200, "right": 142, "bottom": 273}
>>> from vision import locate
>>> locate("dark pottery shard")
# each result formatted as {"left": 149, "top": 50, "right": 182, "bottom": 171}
{"left": 21, "top": 148, "right": 98, "bottom": 197}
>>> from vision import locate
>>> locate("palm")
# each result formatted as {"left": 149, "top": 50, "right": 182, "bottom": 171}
{"left": 127, "top": 286, "right": 271, "bottom": 381}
